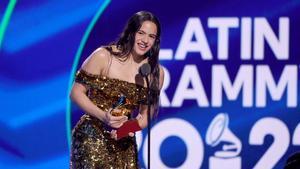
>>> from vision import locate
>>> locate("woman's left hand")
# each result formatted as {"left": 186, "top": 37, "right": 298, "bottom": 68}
{"left": 110, "top": 130, "right": 134, "bottom": 140}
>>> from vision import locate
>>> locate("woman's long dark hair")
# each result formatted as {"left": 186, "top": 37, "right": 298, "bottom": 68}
{"left": 105, "top": 11, "right": 161, "bottom": 117}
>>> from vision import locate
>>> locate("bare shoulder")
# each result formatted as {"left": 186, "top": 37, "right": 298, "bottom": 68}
{"left": 81, "top": 47, "right": 111, "bottom": 75}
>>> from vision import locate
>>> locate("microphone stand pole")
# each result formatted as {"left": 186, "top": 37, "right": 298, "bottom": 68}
{"left": 145, "top": 76, "right": 151, "bottom": 169}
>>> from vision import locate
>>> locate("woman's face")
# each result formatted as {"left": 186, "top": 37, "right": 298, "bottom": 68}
{"left": 132, "top": 21, "right": 157, "bottom": 57}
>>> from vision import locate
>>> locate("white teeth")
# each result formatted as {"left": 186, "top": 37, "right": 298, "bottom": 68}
{"left": 138, "top": 43, "right": 147, "bottom": 49}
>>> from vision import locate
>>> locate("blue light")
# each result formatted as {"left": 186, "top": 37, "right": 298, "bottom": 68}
{"left": 2, "top": 0, "right": 104, "bottom": 53}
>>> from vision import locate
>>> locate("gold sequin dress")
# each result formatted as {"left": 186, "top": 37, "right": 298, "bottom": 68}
{"left": 70, "top": 69, "right": 148, "bottom": 169}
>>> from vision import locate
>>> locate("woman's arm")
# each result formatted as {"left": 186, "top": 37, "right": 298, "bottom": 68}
{"left": 137, "top": 65, "right": 165, "bottom": 129}
{"left": 70, "top": 48, "right": 128, "bottom": 128}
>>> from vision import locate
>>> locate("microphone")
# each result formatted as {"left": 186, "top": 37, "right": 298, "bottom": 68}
{"left": 139, "top": 63, "right": 151, "bottom": 77}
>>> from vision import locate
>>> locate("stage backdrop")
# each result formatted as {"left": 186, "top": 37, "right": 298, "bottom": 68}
{"left": 0, "top": 0, "right": 299, "bottom": 168}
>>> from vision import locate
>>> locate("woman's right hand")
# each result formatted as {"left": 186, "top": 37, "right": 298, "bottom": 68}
{"left": 104, "top": 108, "right": 128, "bottom": 128}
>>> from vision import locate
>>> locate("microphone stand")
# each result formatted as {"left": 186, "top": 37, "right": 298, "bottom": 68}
{"left": 145, "top": 75, "right": 151, "bottom": 169}
{"left": 139, "top": 63, "right": 152, "bottom": 169}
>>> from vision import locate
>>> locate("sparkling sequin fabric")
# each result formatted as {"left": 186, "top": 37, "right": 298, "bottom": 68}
{"left": 70, "top": 69, "right": 149, "bottom": 169}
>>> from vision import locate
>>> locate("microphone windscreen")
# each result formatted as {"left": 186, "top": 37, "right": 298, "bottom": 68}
{"left": 139, "top": 63, "right": 151, "bottom": 77}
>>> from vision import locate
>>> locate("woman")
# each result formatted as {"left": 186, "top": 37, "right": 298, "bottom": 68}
{"left": 70, "top": 11, "right": 164, "bottom": 169}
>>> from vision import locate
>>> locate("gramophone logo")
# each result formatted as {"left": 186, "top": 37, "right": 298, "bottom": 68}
{"left": 206, "top": 113, "right": 242, "bottom": 169}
